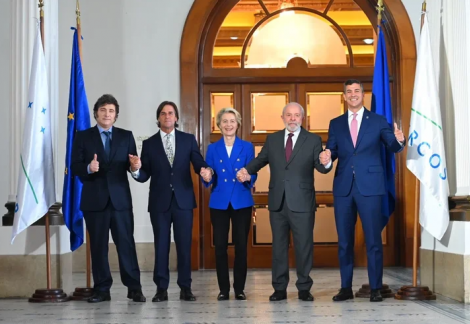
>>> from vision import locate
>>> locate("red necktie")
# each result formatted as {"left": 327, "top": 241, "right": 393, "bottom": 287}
{"left": 285, "top": 133, "right": 294, "bottom": 161}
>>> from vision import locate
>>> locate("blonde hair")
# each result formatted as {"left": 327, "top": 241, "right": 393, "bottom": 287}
{"left": 216, "top": 108, "right": 242, "bottom": 130}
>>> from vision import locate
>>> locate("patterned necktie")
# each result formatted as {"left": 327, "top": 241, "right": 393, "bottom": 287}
{"left": 350, "top": 113, "right": 358, "bottom": 147}
{"left": 285, "top": 133, "right": 294, "bottom": 161}
{"left": 165, "top": 133, "right": 174, "bottom": 166}
{"left": 103, "top": 131, "right": 111, "bottom": 159}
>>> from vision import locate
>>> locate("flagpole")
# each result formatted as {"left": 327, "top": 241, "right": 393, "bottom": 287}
{"left": 38, "top": 0, "right": 52, "bottom": 291}
{"left": 70, "top": 0, "right": 94, "bottom": 301}
{"left": 395, "top": 0, "right": 436, "bottom": 301}
{"left": 29, "top": 0, "right": 69, "bottom": 303}
{"left": 75, "top": 0, "right": 92, "bottom": 289}
{"left": 355, "top": 0, "right": 394, "bottom": 299}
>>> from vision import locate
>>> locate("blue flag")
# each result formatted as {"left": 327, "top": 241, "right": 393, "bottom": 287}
{"left": 371, "top": 26, "right": 396, "bottom": 228}
{"left": 62, "top": 28, "right": 91, "bottom": 251}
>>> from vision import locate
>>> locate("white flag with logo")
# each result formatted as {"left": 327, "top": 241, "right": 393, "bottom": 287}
{"left": 406, "top": 14, "right": 449, "bottom": 240}
{"left": 11, "top": 28, "right": 55, "bottom": 243}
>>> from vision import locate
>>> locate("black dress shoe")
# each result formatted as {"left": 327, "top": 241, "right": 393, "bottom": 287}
{"left": 152, "top": 288, "right": 168, "bottom": 302}
{"left": 217, "top": 291, "right": 229, "bottom": 301}
{"left": 269, "top": 290, "right": 287, "bottom": 301}
{"left": 370, "top": 289, "right": 383, "bottom": 302}
{"left": 87, "top": 291, "right": 111, "bottom": 303}
{"left": 332, "top": 288, "right": 354, "bottom": 302}
{"left": 127, "top": 290, "right": 146, "bottom": 302}
{"left": 298, "top": 290, "right": 314, "bottom": 301}
{"left": 180, "top": 288, "right": 197, "bottom": 301}
{"left": 235, "top": 291, "right": 246, "bottom": 300}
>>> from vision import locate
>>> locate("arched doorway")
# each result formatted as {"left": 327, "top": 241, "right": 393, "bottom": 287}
{"left": 180, "top": 0, "right": 417, "bottom": 270}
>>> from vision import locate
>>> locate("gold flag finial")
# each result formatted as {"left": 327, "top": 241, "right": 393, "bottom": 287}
{"left": 39, "top": 0, "right": 44, "bottom": 18}
{"left": 377, "top": 0, "right": 384, "bottom": 22}
{"left": 76, "top": 0, "right": 81, "bottom": 26}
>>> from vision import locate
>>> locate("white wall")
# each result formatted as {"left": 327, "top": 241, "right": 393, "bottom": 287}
{"left": 0, "top": 1, "right": 11, "bottom": 210}
{"left": 58, "top": 0, "right": 195, "bottom": 242}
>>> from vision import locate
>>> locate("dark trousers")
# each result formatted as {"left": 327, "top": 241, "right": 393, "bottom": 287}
{"left": 210, "top": 204, "right": 252, "bottom": 293}
{"left": 83, "top": 199, "right": 141, "bottom": 292}
{"left": 270, "top": 195, "right": 315, "bottom": 291}
{"left": 334, "top": 179, "right": 383, "bottom": 289}
{"left": 150, "top": 194, "right": 193, "bottom": 290}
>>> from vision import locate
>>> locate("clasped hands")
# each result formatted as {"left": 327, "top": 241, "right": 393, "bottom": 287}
{"left": 200, "top": 167, "right": 212, "bottom": 182}
{"left": 128, "top": 154, "right": 141, "bottom": 172}
{"left": 236, "top": 168, "right": 251, "bottom": 183}
{"left": 319, "top": 149, "right": 331, "bottom": 166}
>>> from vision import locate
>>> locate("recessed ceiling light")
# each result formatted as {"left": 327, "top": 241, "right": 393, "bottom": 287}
{"left": 230, "top": 36, "right": 238, "bottom": 40}
{"left": 363, "top": 38, "right": 374, "bottom": 44}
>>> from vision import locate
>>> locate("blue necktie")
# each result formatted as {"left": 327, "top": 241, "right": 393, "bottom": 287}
{"left": 103, "top": 131, "right": 111, "bottom": 159}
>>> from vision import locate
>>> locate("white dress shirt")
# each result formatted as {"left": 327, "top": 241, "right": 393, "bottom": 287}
{"left": 284, "top": 127, "right": 301, "bottom": 148}
{"left": 160, "top": 128, "right": 176, "bottom": 153}
{"left": 226, "top": 145, "right": 233, "bottom": 157}
{"left": 348, "top": 106, "right": 365, "bottom": 132}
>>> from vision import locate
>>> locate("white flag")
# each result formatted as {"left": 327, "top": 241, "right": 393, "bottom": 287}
{"left": 11, "top": 28, "right": 55, "bottom": 243}
{"left": 406, "top": 14, "right": 449, "bottom": 240}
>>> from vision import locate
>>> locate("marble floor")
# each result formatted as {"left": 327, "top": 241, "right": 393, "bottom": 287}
{"left": 1, "top": 268, "right": 470, "bottom": 324}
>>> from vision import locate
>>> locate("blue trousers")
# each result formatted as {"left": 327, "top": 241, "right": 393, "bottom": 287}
{"left": 150, "top": 193, "right": 193, "bottom": 289}
{"left": 334, "top": 179, "right": 383, "bottom": 290}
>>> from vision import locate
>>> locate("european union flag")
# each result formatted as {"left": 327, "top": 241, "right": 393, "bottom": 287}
{"left": 371, "top": 26, "right": 396, "bottom": 228}
{"left": 62, "top": 28, "right": 91, "bottom": 251}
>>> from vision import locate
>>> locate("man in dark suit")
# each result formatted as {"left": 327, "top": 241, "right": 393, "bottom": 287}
{"left": 71, "top": 94, "right": 145, "bottom": 303}
{"left": 324, "top": 79, "right": 405, "bottom": 302}
{"left": 237, "top": 102, "right": 332, "bottom": 302}
{"left": 130, "top": 101, "right": 212, "bottom": 302}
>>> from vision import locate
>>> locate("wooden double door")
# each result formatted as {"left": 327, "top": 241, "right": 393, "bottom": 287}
{"left": 200, "top": 82, "right": 397, "bottom": 269}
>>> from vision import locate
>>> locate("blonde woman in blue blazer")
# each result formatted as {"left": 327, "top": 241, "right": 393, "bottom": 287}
{"left": 203, "top": 108, "right": 257, "bottom": 301}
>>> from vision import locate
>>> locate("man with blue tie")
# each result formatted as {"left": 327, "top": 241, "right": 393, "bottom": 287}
{"left": 71, "top": 94, "right": 145, "bottom": 303}
{"left": 130, "top": 101, "right": 212, "bottom": 302}
{"left": 323, "top": 79, "right": 405, "bottom": 302}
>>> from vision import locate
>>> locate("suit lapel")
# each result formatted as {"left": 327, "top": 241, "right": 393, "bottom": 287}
{"left": 286, "top": 128, "right": 307, "bottom": 166}
{"left": 109, "top": 127, "right": 120, "bottom": 161}
{"left": 341, "top": 112, "right": 354, "bottom": 149}
{"left": 173, "top": 130, "right": 183, "bottom": 168}
{"left": 229, "top": 137, "right": 243, "bottom": 167}
{"left": 92, "top": 126, "right": 107, "bottom": 162}
{"left": 355, "top": 109, "right": 371, "bottom": 148}
{"left": 215, "top": 139, "right": 232, "bottom": 175}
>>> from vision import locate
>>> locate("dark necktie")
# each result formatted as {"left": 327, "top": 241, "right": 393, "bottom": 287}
{"left": 285, "top": 133, "right": 294, "bottom": 162}
{"left": 103, "top": 131, "right": 111, "bottom": 159}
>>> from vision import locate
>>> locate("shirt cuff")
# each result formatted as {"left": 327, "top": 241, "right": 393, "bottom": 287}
{"left": 325, "top": 161, "right": 332, "bottom": 169}
{"left": 397, "top": 139, "right": 405, "bottom": 146}
{"left": 130, "top": 168, "right": 140, "bottom": 178}
{"left": 87, "top": 164, "right": 92, "bottom": 174}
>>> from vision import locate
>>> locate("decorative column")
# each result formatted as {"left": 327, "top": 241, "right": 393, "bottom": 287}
{"left": 3, "top": 0, "right": 62, "bottom": 226}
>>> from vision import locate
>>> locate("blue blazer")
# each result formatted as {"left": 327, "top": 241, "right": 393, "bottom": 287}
{"left": 135, "top": 130, "right": 208, "bottom": 213}
{"left": 326, "top": 109, "right": 404, "bottom": 197}
{"left": 203, "top": 137, "right": 257, "bottom": 210}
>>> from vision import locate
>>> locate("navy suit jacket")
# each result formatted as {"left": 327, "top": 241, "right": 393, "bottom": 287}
{"left": 71, "top": 126, "right": 137, "bottom": 211}
{"left": 326, "top": 109, "right": 404, "bottom": 197}
{"left": 203, "top": 137, "right": 257, "bottom": 210}
{"left": 135, "top": 129, "right": 208, "bottom": 213}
